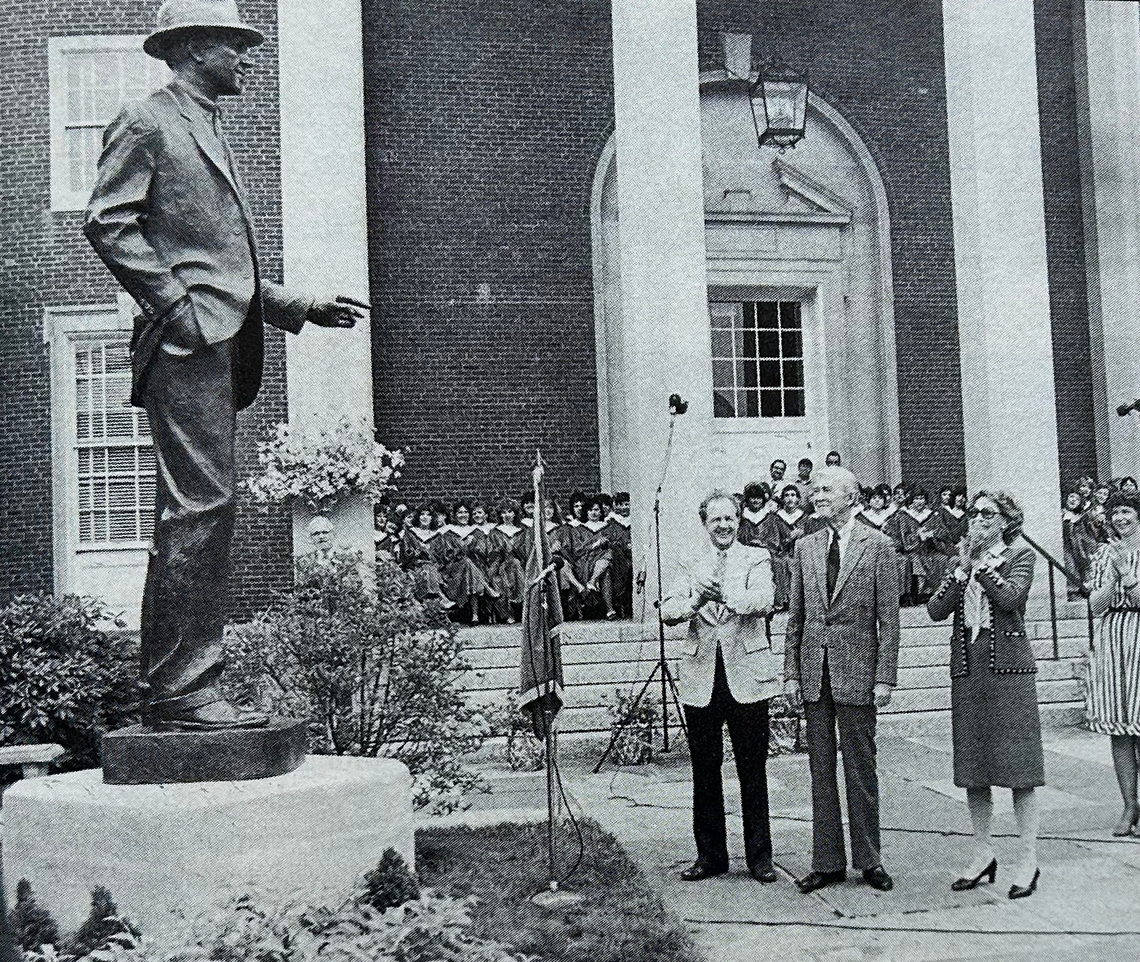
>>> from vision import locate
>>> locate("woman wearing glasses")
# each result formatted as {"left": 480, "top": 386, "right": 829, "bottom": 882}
{"left": 927, "top": 491, "right": 1043, "bottom": 900}
{"left": 1085, "top": 490, "right": 1140, "bottom": 836}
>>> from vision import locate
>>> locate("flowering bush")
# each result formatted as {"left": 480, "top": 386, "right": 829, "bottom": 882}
{"left": 245, "top": 417, "right": 403, "bottom": 513}
{"left": 485, "top": 690, "right": 545, "bottom": 772}
{"left": 0, "top": 594, "right": 142, "bottom": 769}
{"left": 223, "top": 552, "right": 489, "bottom": 814}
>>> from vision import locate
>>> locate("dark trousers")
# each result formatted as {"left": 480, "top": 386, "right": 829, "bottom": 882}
{"left": 140, "top": 340, "right": 237, "bottom": 715}
{"left": 803, "top": 657, "right": 882, "bottom": 872}
{"left": 683, "top": 649, "right": 772, "bottom": 871}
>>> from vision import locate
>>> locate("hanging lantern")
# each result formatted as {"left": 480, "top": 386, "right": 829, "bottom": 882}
{"left": 750, "top": 57, "right": 809, "bottom": 150}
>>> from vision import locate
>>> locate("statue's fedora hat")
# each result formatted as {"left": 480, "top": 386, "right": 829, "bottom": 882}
{"left": 144, "top": 0, "right": 265, "bottom": 58}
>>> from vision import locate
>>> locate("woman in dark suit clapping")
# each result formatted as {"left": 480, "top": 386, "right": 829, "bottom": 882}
{"left": 927, "top": 490, "right": 1043, "bottom": 900}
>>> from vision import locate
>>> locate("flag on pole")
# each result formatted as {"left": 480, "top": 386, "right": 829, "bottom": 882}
{"left": 520, "top": 452, "right": 564, "bottom": 738}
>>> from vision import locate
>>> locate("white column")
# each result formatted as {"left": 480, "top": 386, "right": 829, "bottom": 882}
{"left": 610, "top": 0, "right": 713, "bottom": 593}
{"left": 1080, "top": 1, "right": 1140, "bottom": 481}
{"left": 277, "top": 1, "right": 374, "bottom": 558}
{"left": 943, "top": 0, "right": 1063, "bottom": 556}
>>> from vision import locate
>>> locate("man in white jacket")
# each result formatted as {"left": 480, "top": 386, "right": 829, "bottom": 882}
{"left": 662, "top": 490, "right": 780, "bottom": 883}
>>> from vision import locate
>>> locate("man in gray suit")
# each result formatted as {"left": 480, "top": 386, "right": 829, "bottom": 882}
{"left": 662, "top": 490, "right": 781, "bottom": 883}
{"left": 84, "top": 0, "right": 369, "bottom": 730}
{"left": 785, "top": 466, "right": 900, "bottom": 892}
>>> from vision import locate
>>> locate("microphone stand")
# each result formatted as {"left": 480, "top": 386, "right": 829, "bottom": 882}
{"left": 593, "top": 410, "right": 688, "bottom": 772}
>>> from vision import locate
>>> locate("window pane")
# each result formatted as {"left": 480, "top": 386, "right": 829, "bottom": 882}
{"left": 711, "top": 359, "right": 735, "bottom": 389}
{"left": 740, "top": 389, "right": 760, "bottom": 418}
{"left": 713, "top": 390, "right": 736, "bottom": 418}
{"left": 710, "top": 329, "right": 733, "bottom": 358}
{"left": 756, "top": 329, "right": 779, "bottom": 357}
{"left": 781, "top": 329, "right": 803, "bottom": 357}
{"left": 754, "top": 302, "right": 777, "bottom": 327}
{"left": 759, "top": 389, "right": 783, "bottom": 417}
{"left": 784, "top": 390, "right": 806, "bottom": 417}
{"left": 783, "top": 360, "right": 804, "bottom": 388}
{"left": 758, "top": 360, "right": 781, "bottom": 387}
{"left": 73, "top": 333, "right": 153, "bottom": 545}
{"left": 780, "top": 302, "right": 802, "bottom": 327}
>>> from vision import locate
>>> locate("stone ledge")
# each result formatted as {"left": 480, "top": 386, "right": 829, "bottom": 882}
{"left": 2, "top": 756, "right": 413, "bottom": 933}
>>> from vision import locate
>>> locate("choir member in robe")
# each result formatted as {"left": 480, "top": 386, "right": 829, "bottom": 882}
{"left": 737, "top": 481, "right": 774, "bottom": 548}
{"left": 434, "top": 501, "right": 498, "bottom": 624}
{"left": 858, "top": 485, "right": 895, "bottom": 532}
{"left": 886, "top": 488, "right": 954, "bottom": 605}
{"left": 606, "top": 491, "right": 634, "bottom": 618}
{"left": 401, "top": 504, "right": 451, "bottom": 608}
{"left": 469, "top": 501, "right": 502, "bottom": 623}
{"left": 939, "top": 486, "right": 969, "bottom": 545}
{"left": 575, "top": 496, "right": 617, "bottom": 620}
{"left": 491, "top": 499, "right": 526, "bottom": 623}
{"left": 761, "top": 484, "right": 809, "bottom": 611}
{"left": 1062, "top": 490, "right": 1086, "bottom": 600}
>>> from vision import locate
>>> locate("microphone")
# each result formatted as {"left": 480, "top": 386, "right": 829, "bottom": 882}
{"left": 1118, "top": 399, "right": 1140, "bottom": 417}
{"left": 669, "top": 393, "right": 689, "bottom": 416}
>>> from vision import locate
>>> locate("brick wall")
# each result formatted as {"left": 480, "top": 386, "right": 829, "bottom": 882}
{"left": 0, "top": 2, "right": 292, "bottom": 616}
{"left": 365, "top": 0, "right": 968, "bottom": 506}
{"left": 1035, "top": 0, "right": 1097, "bottom": 492}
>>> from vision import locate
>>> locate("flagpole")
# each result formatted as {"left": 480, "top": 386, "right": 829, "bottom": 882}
{"left": 533, "top": 451, "right": 557, "bottom": 891}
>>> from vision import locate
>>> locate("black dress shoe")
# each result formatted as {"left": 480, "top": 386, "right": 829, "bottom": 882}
{"left": 951, "top": 858, "right": 997, "bottom": 891}
{"left": 749, "top": 864, "right": 779, "bottom": 884}
{"left": 1008, "top": 868, "right": 1040, "bottom": 900}
{"left": 796, "top": 869, "right": 846, "bottom": 893}
{"left": 149, "top": 700, "right": 269, "bottom": 731}
{"left": 679, "top": 860, "right": 728, "bottom": 881}
{"left": 862, "top": 865, "right": 894, "bottom": 891}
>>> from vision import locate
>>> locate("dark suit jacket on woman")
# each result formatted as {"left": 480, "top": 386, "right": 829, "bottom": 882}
{"left": 926, "top": 538, "right": 1036, "bottom": 677}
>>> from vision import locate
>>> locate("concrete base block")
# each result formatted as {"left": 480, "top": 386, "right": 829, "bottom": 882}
{"left": 2, "top": 756, "right": 413, "bottom": 934}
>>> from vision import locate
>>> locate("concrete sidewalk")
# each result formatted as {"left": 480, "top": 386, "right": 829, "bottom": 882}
{"left": 459, "top": 728, "right": 1140, "bottom": 962}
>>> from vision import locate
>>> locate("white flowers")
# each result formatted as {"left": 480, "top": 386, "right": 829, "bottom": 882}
{"left": 245, "top": 416, "right": 403, "bottom": 513}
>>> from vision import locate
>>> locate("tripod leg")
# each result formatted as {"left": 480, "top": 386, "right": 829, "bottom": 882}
{"left": 592, "top": 661, "right": 663, "bottom": 774}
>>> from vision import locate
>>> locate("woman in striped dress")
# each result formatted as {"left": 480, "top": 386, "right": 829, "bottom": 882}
{"left": 1086, "top": 490, "right": 1140, "bottom": 836}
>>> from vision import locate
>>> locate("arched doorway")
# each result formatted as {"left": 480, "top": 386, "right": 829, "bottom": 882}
{"left": 592, "top": 85, "right": 900, "bottom": 495}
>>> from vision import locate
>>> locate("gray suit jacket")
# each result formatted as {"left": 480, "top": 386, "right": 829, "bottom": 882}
{"left": 661, "top": 542, "right": 780, "bottom": 707}
{"left": 84, "top": 80, "right": 310, "bottom": 410}
{"left": 784, "top": 522, "right": 900, "bottom": 705}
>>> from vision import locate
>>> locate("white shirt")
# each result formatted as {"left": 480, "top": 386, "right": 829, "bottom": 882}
{"left": 964, "top": 542, "right": 1007, "bottom": 629}
{"left": 828, "top": 512, "right": 858, "bottom": 565}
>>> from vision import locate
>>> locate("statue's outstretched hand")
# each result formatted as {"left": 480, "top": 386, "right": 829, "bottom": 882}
{"left": 308, "top": 294, "right": 371, "bottom": 329}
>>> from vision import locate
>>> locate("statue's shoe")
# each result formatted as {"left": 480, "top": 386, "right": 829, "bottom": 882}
{"left": 149, "top": 700, "right": 270, "bottom": 731}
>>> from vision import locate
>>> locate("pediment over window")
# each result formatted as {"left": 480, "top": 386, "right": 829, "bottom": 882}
{"left": 706, "top": 157, "right": 854, "bottom": 227}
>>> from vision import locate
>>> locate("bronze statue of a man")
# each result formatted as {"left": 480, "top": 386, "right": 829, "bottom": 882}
{"left": 84, "top": 0, "right": 369, "bottom": 730}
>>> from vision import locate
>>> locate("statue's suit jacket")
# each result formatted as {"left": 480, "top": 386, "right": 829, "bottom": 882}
{"left": 784, "top": 523, "right": 901, "bottom": 705}
{"left": 661, "top": 541, "right": 780, "bottom": 707}
{"left": 84, "top": 80, "right": 310, "bottom": 410}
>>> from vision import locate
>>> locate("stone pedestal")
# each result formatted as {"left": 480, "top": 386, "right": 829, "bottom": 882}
{"left": 101, "top": 718, "right": 307, "bottom": 785}
{"left": 2, "top": 756, "right": 413, "bottom": 934}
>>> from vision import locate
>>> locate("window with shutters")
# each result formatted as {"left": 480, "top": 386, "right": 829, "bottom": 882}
{"left": 73, "top": 337, "right": 154, "bottom": 547}
{"left": 48, "top": 36, "right": 169, "bottom": 212}
{"left": 710, "top": 300, "right": 806, "bottom": 419}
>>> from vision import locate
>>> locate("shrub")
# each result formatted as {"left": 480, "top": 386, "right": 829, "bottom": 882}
{"left": 7, "top": 880, "right": 60, "bottom": 952}
{"left": 360, "top": 849, "right": 420, "bottom": 911}
{"left": 0, "top": 595, "right": 142, "bottom": 769}
{"left": 62, "top": 886, "right": 139, "bottom": 958}
{"left": 485, "top": 690, "right": 545, "bottom": 772}
{"left": 63, "top": 889, "right": 532, "bottom": 962}
{"left": 224, "top": 552, "right": 489, "bottom": 814}
{"left": 606, "top": 688, "right": 656, "bottom": 766}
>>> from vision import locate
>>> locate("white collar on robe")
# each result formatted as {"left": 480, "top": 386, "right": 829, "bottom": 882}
{"left": 776, "top": 508, "right": 803, "bottom": 526}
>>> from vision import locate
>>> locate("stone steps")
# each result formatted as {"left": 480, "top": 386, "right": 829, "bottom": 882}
{"left": 457, "top": 602, "right": 1091, "bottom": 737}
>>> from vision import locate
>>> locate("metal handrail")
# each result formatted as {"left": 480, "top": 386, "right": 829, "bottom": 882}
{"left": 1019, "top": 530, "right": 1094, "bottom": 658}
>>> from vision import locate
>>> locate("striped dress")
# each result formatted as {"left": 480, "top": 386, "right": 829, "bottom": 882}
{"left": 1086, "top": 546, "right": 1140, "bottom": 736}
